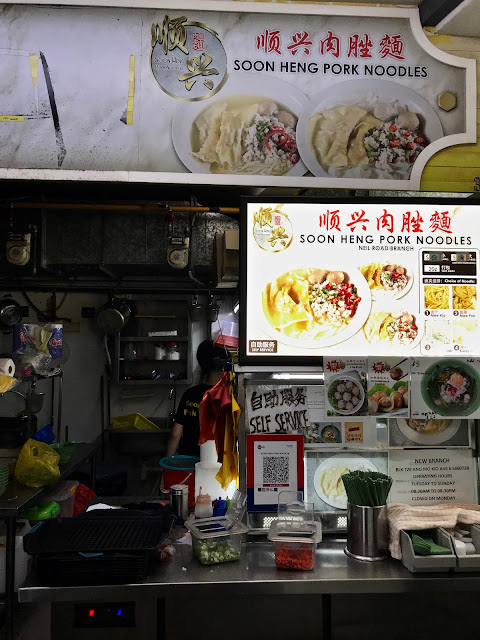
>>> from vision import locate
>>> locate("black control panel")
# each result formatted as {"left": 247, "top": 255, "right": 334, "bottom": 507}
{"left": 74, "top": 602, "right": 135, "bottom": 628}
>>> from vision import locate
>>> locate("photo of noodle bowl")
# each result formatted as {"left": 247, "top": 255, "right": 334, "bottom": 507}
{"left": 421, "top": 359, "right": 480, "bottom": 417}
{"left": 261, "top": 267, "right": 372, "bottom": 348}
{"left": 296, "top": 79, "right": 443, "bottom": 181}
{"left": 363, "top": 309, "right": 420, "bottom": 348}
{"left": 172, "top": 77, "right": 309, "bottom": 177}
{"left": 425, "top": 285, "right": 449, "bottom": 309}
{"left": 360, "top": 262, "right": 412, "bottom": 298}
{"left": 396, "top": 418, "right": 462, "bottom": 445}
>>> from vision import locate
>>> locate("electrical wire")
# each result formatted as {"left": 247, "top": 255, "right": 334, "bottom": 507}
{"left": 21, "top": 290, "right": 48, "bottom": 322}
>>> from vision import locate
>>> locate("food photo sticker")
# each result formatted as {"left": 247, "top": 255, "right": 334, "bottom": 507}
{"left": 367, "top": 356, "right": 410, "bottom": 418}
{"left": 410, "top": 357, "right": 480, "bottom": 419}
{"left": 305, "top": 451, "right": 388, "bottom": 512}
{"left": 324, "top": 357, "right": 368, "bottom": 417}
{"left": 388, "top": 417, "right": 471, "bottom": 448}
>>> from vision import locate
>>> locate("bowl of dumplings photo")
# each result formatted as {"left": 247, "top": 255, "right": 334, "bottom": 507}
{"left": 172, "top": 76, "right": 309, "bottom": 177}
{"left": 296, "top": 78, "right": 443, "bottom": 181}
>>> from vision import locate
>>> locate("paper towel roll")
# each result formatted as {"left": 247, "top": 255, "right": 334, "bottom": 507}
{"left": 0, "top": 359, "right": 15, "bottom": 377}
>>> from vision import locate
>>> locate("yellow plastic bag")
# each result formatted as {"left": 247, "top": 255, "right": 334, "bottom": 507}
{"left": 112, "top": 413, "right": 160, "bottom": 431}
{"left": 15, "top": 439, "right": 61, "bottom": 488}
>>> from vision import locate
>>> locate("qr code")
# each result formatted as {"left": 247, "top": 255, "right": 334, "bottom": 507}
{"left": 262, "top": 456, "right": 289, "bottom": 484}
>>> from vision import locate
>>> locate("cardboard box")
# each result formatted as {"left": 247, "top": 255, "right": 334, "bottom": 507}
{"left": 216, "top": 229, "right": 239, "bottom": 287}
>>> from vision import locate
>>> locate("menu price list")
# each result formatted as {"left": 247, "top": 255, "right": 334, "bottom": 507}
{"left": 420, "top": 249, "right": 479, "bottom": 355}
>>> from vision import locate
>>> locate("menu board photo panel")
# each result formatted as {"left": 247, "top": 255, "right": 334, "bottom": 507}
{"left": 240, "top": 197, "right": 480, "bottom": 364}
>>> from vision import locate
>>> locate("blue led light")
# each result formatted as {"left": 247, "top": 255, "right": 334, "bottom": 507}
{"left": 117, "top": 609, "right": 123, "bottom": 616}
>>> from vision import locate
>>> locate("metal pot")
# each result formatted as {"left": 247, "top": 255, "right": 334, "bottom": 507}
{"left": 97, "top": 298, "right": 131, "bottom": 334}
{"left": 0, "top": 295, "right": 23, "bottom": 328}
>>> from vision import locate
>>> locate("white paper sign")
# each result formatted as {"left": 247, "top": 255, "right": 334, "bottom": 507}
{"left": 253, "top": 439, "right": 299, "bottom": 506}
{"left": 388, "top": 449, "right": 477, "bottom": 505}
{"left": 246, "top": 385, "right": 324, "bottom": 434}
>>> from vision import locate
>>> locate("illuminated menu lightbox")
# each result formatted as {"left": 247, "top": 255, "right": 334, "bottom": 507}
{"left": 240, "top": 197, "right": 480, "bottom": 363}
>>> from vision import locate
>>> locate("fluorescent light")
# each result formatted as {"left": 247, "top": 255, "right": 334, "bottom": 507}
{"left": 233, "top": 301, "right": 240, "bottom": 313}
{"left": 272, "top": 373, "right": 323, "bottom": 380}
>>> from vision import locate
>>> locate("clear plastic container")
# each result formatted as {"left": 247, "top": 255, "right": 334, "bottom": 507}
{"left": 45, "top": 480, "right": 79, "bottom": 517}
{"left": 273, "top": 539, "right": 316, "bottom": 570}
{"left": 165, "top": 342, "right": 180, "bottom": 361}
{"left": 185, "top": 516, "right": 247, "bottom": 565}
{"left": 268, "top": 520, "right": 321, "bottom": 571}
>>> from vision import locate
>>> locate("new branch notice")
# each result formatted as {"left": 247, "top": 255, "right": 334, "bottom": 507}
{"left": 388, "top": 449, "right": 477, "bottom": 505}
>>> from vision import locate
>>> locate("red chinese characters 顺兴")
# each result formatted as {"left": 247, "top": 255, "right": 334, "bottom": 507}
{"left": 287, "top": 31, "right": 313, "bottom": 56}
{"left": 319, "top": 209, "right": 341, "bottom": 232}
{"left": 256, "top": 29, "right": 281, "bottom": 55}
{"left": 347, "top": 210, "right": 369, "bottom": 232}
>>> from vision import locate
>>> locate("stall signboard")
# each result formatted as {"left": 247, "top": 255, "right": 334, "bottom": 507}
{"left": 241, "top": 197, "right": 480, "bottom": 363}
{"left": 388, "top": 449, "right": 477, "bottom": 506}
{"left": 0, "top": 1, "right": 475, "bottom": 189}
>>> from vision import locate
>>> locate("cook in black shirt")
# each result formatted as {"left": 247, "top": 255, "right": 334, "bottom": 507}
{"left": 166, "top": 340, "right": 227, "bottom": 457}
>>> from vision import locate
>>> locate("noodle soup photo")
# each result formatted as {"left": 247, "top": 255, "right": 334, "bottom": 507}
{"left": 421, "top": 359, "right": 480, "bottom": 417}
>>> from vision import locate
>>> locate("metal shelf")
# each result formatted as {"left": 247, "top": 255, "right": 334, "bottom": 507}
{"left": 119, "top": 358, "right": 186, "bottom": 362}
{"left": 119, "top": 379, "right": 191, "bottom": 385}
{"left": 119, "top": 337, "right": 188, "bottom": 342}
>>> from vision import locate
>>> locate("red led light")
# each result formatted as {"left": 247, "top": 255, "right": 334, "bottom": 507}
{"left": 88, "top": 609, "right": 95, "bottom": 617}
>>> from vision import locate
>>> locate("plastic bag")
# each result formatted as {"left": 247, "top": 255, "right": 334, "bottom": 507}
{"left": 32, "top": 424, "right": 55, "bottom": 445}
{"left": 15, "top": 439, "right": 60, "bottom": 488}
{"left": 112, "top": 413, "right": 160, "bottom": 431}
{"left": 73, "top": 483, "right": 97, "bottom": 516}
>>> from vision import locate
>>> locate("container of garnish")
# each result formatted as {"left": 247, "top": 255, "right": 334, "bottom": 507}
{"left": 268, "top": 520, "right": 322, "bottom": 570}
{"left": 185, "top": 516, "right": 248, "bottom": 566}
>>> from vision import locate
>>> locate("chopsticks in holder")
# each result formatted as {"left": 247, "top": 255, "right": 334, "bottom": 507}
{"left": 341, "top": 470, "right": 393, "bottom": 507}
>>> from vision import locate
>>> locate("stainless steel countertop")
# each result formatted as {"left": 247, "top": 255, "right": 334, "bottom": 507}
{"left": 18, "top": 538, "right": 480, "bottom": 603}
{"left": 0, "top": 443, "right": 96, "bottom": 517}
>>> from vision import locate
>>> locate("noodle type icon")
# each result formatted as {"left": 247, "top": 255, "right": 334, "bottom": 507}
{"left": 424, "top": 285, "right": 449, "bottom": 310}
{"left": 452, "top": 286, "right": 476, "bottom": 310}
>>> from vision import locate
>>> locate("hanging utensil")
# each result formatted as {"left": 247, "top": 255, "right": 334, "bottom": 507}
{"left": 96, "top": 298, "right": 131, "bottom": 335}
{"left": 0, "top": 295, "right": 23, "bottom": 328}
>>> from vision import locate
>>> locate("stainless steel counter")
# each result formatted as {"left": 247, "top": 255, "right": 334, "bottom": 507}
{"left": 18, "top": 538, "right": 480, "bottom": 603}
{"left": 0, "top": 442, "right": 96, "bottom": 517}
